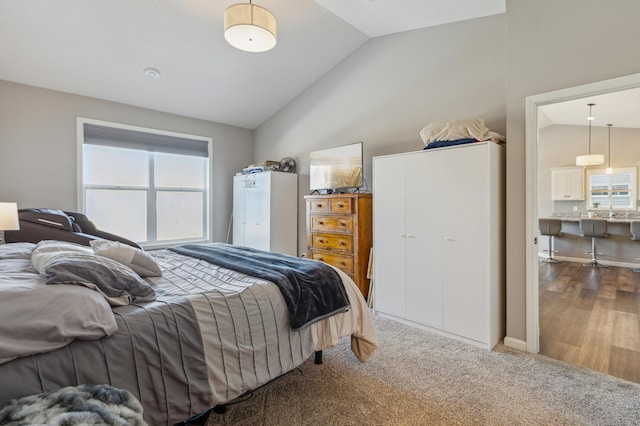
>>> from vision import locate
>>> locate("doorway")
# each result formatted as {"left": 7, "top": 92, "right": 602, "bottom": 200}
{"left": 525, "top": 72, "right": 640, "bottom": 381}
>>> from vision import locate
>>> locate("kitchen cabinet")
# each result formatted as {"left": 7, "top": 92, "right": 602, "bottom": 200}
{"left": 233, "top": 171, "right": 297, "bottom": 256}
{"left": 551, "top": 167, "right": 584, "bottom": 200}
{"left": 372, "top": 142, "right": 504, "bottom": 349}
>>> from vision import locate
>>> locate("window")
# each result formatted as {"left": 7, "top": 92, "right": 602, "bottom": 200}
{"left": 79, "top": 119, "right": 211, "bottom": 248}
{"left": 587, "top": 167, "right": 637, "bottom": 210}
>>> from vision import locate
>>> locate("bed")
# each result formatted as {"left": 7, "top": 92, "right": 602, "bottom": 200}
{"left": 0, "top": 240, "right": 377, "bottom": 425}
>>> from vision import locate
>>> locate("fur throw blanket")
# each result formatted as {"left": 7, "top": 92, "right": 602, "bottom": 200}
{"left": 0, "top": 384, "right": 147, "bottom": 425}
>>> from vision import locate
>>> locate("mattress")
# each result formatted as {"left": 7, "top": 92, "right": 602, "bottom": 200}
{"left": 0, "top": 246, "right": 377, "bottom": 425}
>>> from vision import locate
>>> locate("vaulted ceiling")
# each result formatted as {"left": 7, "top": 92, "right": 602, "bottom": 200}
{"left": 0, "top": 0, "right": 505, "bottom": 129}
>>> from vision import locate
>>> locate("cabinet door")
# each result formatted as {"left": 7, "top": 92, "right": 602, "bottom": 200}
{"left": 243, "top": 173, "right": 271, "bottom": 251}
{"left": 441, "top": 144, "right": 489, "bottom": 341}
{"left": 404, "top": 151, "right": 443, "bottom": 327}
{"left": 551, "top": 168, "right": 584, "bottom": 200}
{"left": 373, "top": 155, "right": 406, "bottom": 317}
{"left": 232, "top": 175, "right": 246, "bottom": 246}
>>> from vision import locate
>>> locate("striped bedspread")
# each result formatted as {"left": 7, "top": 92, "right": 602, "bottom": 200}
{"left": 0, "top": 248, "right": 377, "bottom": 425}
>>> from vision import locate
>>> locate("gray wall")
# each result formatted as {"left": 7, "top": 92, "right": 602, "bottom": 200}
{"left": 506, "top": 0, "right": 640, "bottom": 341}
{"left": 0, "top": 80, "right": 253, "bottom": 243}
{"left": 255, "top": 14, "right": 507, "bottom": 253}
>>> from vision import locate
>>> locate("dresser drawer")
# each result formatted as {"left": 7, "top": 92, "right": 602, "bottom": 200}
{"left": 311, "top": 251, "right": 354, "bottom": 274}
{"left": 308, "top": 199, "right": 330, "bottom": 212}
{"left": 311, "top": 232, "right": 353, "bottom": 252}
{"left": 330, "top": 198, "right": 353, "bottom": 214}
{"left": 311, "top": 215, "right": 354, "bottom": 233}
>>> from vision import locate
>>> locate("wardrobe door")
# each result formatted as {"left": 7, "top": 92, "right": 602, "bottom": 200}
{"left": 373, "top": 155, "right": 406, "bottom": 317}
{"left": 242, "top": 172, "right": 271, "bottom": 251}
{"left": 441, "top": 144, "right": 490, "bottom": 341}
{"left": 404, "top": 151, "right": 444, "bottom": 327}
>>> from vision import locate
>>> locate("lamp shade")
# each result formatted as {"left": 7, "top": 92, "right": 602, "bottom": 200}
{"left": 224, "top": 3, "right": 277, "bottom": 53}
{"left": 0, "top": 202, "right": 19, "bottom": 231}
{"left": 575, "top": 154, "right": 605, "bottom": 166}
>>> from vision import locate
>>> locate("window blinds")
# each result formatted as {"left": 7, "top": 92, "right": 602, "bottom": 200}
{"left": 83, "top": 123, "right": 209, "bottom": 158}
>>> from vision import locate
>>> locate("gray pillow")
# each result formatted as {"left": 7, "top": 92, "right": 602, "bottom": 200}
{"left": 41, "top": 251, "right": 156, "bottom": 306}
{"left": 90, "top": 240, "right": 162, "bottom": 278}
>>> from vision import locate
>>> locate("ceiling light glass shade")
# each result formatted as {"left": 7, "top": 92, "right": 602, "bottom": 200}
{"left": 0, "top": 202, "right": 19, "bottom": 231}
{"left": 575, "top": 154, "right": 605, "bottom": 166}
{"left": 224, "top": 3, "right": 277, "bottom": 53}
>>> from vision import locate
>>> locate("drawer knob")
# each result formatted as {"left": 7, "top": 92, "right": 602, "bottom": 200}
{"left": 318, "top": 239, "right": 324, "bottom": 243}
{"left": 316, "top": 204, "right": 323, "bottom": 208}
{"left": 317, "top": 257, "right": 324, "bottom": 261}
{"left": 338, "top": 204, "right": 344, "bottom": 208}
{"left": 318, "top": 221, "right": 324, "bottom": 225}
{"left": 339, "top": 222, "right": 346, "bottom": 227}
{"left": 339, "top": 241, "right": 345, "bottom": 246}
{"left": 339, "top": 261, "right": 346, "bottom": 266}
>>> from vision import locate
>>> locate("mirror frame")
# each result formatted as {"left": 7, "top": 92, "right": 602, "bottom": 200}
{"left": 525, "top": 72, "right": 640, "bottom": 353}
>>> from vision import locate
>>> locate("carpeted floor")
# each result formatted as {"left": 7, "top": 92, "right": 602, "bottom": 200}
{"left": 206, "top": 315, "right": 640, "bottom": 425}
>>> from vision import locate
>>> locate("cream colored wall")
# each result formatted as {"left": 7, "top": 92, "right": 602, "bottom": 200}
{"left": 506, "top": 0, "right": 640, "bottom": 342}
{"left": 0, "top": 80, "right": 254, "bottom": 243}
{"left": 255, "top": 14, "right": 507, "bottom": 254}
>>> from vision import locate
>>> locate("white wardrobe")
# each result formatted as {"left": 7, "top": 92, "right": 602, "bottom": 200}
{"left": 232, "top": 171, "right": 298, "bottom": 256}
{"left": 372, "top": 142, "right": 504, "bottom": 349}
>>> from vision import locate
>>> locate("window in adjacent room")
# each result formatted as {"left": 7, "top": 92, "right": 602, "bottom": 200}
{"left": 78, "top": 118, "right": 212, "bottom": 248}
{"left": 587, "top": 167, "right": 637, "bottom": 210}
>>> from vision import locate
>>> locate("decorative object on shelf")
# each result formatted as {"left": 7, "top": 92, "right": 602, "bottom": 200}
{"left": 224, "top": 1, "right": 277, "bottom": 53}
{"left": 576, "top": 103, "right": 605, "bottom": 166}
{"left": 606, "top": 123, "right": 613, "bottom": 175}
{"left": 0, "top": 202, "right": 19, "bottom": 244}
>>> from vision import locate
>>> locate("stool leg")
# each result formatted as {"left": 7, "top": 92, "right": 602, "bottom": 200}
{"left": 583, "top": 237, "right": 607, "bottom": 268}
{"left": 543, "top": 235, "right": 561, "bottom": 263}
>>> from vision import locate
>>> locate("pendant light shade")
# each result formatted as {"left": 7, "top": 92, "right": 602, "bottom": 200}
{"left": 224, "top": 2, "right": 277, "bottom": 53}
{"left": 576, "top": 103, "right": 605, "bottom": 166}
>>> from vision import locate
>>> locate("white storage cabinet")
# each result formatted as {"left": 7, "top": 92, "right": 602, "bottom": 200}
{"left": 372, "top": 142, "right": 504, "bottom": 349}
{"left": 232, "top": 171, "right": 298, "bottom": 256}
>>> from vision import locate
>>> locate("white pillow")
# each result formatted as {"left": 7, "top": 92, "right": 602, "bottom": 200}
{"left": 90, "top": 240, "right": 162, "bottom": 278}
{"left": 0, "top": 242, "right": 36, "bottom": 260}
{"left": 32, "top": 240, "right": 94, "bottom": 274}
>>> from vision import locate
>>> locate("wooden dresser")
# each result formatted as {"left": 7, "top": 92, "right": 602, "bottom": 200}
{"left": 304, "top": 193, "right": 372, "bottom": 298}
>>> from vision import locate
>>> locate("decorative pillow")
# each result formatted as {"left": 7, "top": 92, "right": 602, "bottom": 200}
{"left": 0, "top": 242, "right": 36, "bottom": 260}
{"left": 90, "top": 240, "right": 162, "bottom": 278}
{"left": 35, "top": 251, "right": 156, "bottom": 306}
{"left": 31, "top": 240, "right": 93, "bottom": 275}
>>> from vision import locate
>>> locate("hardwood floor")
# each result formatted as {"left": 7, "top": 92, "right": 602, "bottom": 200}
{"left": 539, "top": 260, "right": 640, "bottom": 383}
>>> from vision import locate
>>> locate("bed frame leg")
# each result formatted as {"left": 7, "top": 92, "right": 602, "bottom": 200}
{"left": 314, "top": 350, "right": 323, "bottom": 364}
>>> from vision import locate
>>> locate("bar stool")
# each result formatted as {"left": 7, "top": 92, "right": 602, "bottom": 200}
{"left": 629, "top": 221, "right": 640, "bottom": 272}
{"left": 538, "top": 218, "right": 562, "bottom": 263}
{"left": 579, "top": 218, "right": 609, "bottom": 268}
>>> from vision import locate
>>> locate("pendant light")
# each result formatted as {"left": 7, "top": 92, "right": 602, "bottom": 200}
{"left": 606, "top": 123, "right": 613, "bottom": 174}
{"left": 224, "top": 1, "right": 277, "bottom": 53}
{"left": 576, "top": 103, "right": 605, "bottom": 166}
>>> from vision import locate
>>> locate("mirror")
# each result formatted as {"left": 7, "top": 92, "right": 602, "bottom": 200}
{"left": 526, "top": 73, "right": 640, "bottom": 380}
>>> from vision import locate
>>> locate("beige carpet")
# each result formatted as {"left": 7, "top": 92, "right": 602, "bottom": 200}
{"left": 206, "top": 315, "right": 640, "bottom": 425}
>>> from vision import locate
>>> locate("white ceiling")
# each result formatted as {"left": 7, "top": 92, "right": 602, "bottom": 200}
{"left": 540, "top": 87, "right": 640, "bottom": 130}
{"left": 0, "top": 0, "right": 505, "bottom": 130}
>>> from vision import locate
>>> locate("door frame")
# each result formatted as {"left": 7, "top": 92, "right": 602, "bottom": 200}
{"left": 525, "top": 72, "right": 640, "bottom": 353}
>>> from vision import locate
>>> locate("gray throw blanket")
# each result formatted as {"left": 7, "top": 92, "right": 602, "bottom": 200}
{"left": 170, "top": 243, "right": 350, "bottom": 330}
{"left": 0, "top": 384, "right": 146, "bottom": 426}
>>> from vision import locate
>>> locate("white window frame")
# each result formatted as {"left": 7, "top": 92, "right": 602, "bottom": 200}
{"left": 77, "top": 117, "right": 213, "bottom": 249}
{"left": 586, "top": 167, "right": 637, "bottom": 211}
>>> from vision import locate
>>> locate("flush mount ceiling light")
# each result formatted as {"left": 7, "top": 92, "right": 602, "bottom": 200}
{"left": 576, "top": 103, "right": 605, "bottom": 166}
{"left": 224, "top": 1, "right": 277, "bottom": 53}
{"left": 143, "top": 68, "right": 161, "bottom": 78}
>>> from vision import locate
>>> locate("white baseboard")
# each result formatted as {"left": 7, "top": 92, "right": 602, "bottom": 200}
{"left": 503, "top": 336, "right": 527, "bottom": 352}
{"left": 538, "top": 253, "right": 640, "bottom": 269}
